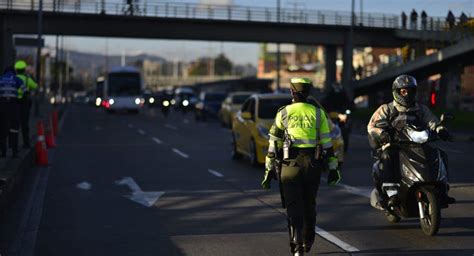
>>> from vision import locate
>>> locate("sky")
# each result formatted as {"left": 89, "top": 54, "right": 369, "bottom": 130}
{"left": 43, "top": 0, "right": 474, "bottom": 65}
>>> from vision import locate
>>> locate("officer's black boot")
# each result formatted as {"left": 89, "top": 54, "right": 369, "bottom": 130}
{"left": 289, "top": 226, "right": 304, "bottom": 256}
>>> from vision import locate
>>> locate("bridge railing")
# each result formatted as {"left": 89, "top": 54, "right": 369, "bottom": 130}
{"left": 0, "top": 1, "right": 452, "bottom": 31}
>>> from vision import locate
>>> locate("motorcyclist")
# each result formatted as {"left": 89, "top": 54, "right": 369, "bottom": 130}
{"left": 321, "top": 82, "right": 354, "bottom": 113}
{"left": 367, "top": 74, "right": 455, "bottom": 206}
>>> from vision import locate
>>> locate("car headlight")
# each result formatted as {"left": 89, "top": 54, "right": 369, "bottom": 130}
{"left": 95, "top": 97, "right": 102, "bottom": 106}
{"left": 171, "top": 99, "right": 176, "bottom": 105}
{"left": 109, "top": 99, "right": 114, "bottom": 105}
{"left": 345, "top": 109, "right": 352, "bottom": 115}
{"left": 162, "top": 100, "right": 170, "bottom": 107}
{"left": 182, "top": 99, "right": 189, "bottom": 107}
{"left": 149, "top": 97, "right": 155, "bottom": 104}
{"left": 135, "top": 98, "right": 141, "bottom": 105}
{"left": 257, "top": 125, "right": 270, "bottom": 140}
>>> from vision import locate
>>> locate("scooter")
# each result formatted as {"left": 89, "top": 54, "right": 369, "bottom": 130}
{"left": 370, "top": 114, "right": 454, "bottom": 236}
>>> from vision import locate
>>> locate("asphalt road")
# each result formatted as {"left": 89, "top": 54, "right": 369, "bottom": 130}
{"left": 6, "top": 105, "right": 474, "bottom": 255}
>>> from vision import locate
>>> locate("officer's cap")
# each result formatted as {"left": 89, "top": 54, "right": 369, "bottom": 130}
{"left": 15, "top": 60, "right": 27, "bottom": 70}
{"left": 290, "top": 77, "right": 312, "bottom": 93}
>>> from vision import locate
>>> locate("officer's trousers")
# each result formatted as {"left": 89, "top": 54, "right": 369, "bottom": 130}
{"left": 281, "top": 148, "right": 322, "bottom": 251}
{"left": 0, "top": 99, "right": 20, "bottom": 156}
{"left": 20, "top": 98, "right": 32, "bottom": 147}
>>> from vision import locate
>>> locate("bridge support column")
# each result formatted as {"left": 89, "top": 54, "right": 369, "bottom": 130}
{"left": 342, "top": 33, "right": 354, "bottom": 99}
{"left": 0, "top": 16, "right": 14, "bottom": 72}
{"left": 324, "top": 45, "right": 337, "bottom": 91}
{"left": 440, "top": 67, "right": 463, "bottom": 109}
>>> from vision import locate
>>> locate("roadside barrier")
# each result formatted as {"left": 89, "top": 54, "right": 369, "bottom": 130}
{"left": 35, "top": 121, "right": 48, "bottom": 166}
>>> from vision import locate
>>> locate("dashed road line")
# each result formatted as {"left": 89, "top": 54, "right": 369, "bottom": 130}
{"left": 316, "top": 226, "right": 360, "bottom": 252}
{"left": 208, "top": 169, "right": 224, "bottom": 178}
{"left": 152, "top": 137, "right": 162, "bottom": 144}
{"left": 138, "top": 129, "right": 146, "bottom": 135}
{"left": 128, "top": 124, "right": 134, "bottom": 128}
{"left": 172, "top": 148, "right": 189, "bottom": 158}
{"left": 165, "top": 124, "right": 177, "bottom": 130}
{"left": 321, "top": 177, "right": 372, "bottom": 198}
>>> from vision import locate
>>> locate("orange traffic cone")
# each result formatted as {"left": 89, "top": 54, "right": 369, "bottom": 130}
{"left": 52, "top": 110, "right": 59, "bottom": 136}
{"left": 35, "top": 121, "right": 48, "bottom": 166}
{"left": 45, "top": 114, "right": 56, "bottom": 148}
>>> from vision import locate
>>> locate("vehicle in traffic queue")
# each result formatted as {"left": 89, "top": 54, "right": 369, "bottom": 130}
{"left": 101, "top": 67, "right": 145, "bottom": 114}
{"left": 232, "top": 93, "right": 345, "bottom": 166}
{"left": 195, "top": 92, "right": 227, "bottom": 121}
{"left": 173, "top": 87, "right": 197, "bottom": 113}
{"left": 218, "top": 91, "right": 255, "bottom": 127}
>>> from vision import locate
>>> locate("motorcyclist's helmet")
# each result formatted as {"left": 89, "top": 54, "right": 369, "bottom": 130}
{"left": 332, "top": 82, "right": 343, "bottom": 93}
{"left": 290, "top": 77, "right": 312, "bottom": 98}
{"left": 392, "top": 75, "right": 417, "bottom": 107}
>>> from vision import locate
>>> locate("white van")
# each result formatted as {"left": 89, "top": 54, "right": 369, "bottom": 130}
{"left": 102, "top": 66, "right": 144, "bottom": 113}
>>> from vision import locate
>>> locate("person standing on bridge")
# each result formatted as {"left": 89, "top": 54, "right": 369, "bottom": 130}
{"left": 0, "top": 67, "right": 26, "bottom": 158}
{"left": 401, "top": 11, "right": 407, "bottom": 29}
{"left": 421, "top": 10, "right": 428, "bottom": 30}
{"left": 410, "top": 9, "right": 418, "bottom": 30}
{"left": 261, "top": 78, "right": 340, "bottom": 256}
{"left": 15, "top": 60, "right": 38, "bottom": 149}
{"left": 447, "top": 10, "right": 455, "bottom": 29}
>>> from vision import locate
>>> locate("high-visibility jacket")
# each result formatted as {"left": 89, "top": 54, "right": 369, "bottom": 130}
{"left": 17, "top": 74, "right": 38, "bottom": 98}
{"left": 269, "top": 102, "right": 332, "bottom": 150}
{"left": 0, "top": 71, "right": 25, "bottom": 99}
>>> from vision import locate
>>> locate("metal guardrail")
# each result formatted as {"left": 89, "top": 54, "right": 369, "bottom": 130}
{"left": 0, "top": 1, "right": 454, "bottom": 31}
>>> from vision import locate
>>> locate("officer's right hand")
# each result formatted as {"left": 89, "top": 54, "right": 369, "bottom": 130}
{"left": 380, "top": 131, "right": 391, "bottom": 145}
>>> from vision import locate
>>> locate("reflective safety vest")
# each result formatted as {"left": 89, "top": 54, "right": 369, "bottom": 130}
{"left": 275, "top": 102, "right": 333, "bottom": 149}
{"left": 0, "top": 72, "right": 24, "bottom": 99}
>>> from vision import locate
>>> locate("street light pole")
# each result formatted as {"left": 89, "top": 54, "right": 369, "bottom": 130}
{"left": 35, "top": 0, "right": 43, "bottom": 116}
{"left": 276, "top": 0, "right": 281, "bottom": 91}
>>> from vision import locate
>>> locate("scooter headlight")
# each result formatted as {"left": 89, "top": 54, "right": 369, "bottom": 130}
{"left": 402, "top": 164, "right": 422, "bottom": 182}
{"left": 149, "top": 97, "right": 155, "bottom": 104}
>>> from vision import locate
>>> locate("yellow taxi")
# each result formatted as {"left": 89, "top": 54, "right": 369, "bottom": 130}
{"left": 231, "top": 93, "right": 345, "bottom": 166}
{"left": 218, "top": 92, "right": 255, "bottom": 127}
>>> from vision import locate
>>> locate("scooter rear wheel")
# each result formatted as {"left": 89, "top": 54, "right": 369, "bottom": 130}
{"left": 385, "top": 212, "right": 401, "bottom": 223}
{"left": 419, "top": 188, "right": 441, "bottom": 236}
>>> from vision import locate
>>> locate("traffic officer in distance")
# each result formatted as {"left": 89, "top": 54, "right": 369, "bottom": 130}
{"left": 0, "top": 67, "right": 26, "bottom": 158}
{"left": 15, "top": 60, "right": 38, "bottom": 149}
{"left": 261, "top": 77, "right": 341, "bottom": 256}
{"left": 367, "top": 74, "right": 455, "bottom": 207}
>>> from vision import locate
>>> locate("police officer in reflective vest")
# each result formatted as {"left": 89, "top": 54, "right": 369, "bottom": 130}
{"left": 0, "top": 67, "right": 26, "bottom": 158}
{"left": 15, "top": 60, "right": 38, "bottom": 148}
{"left": 261, "top": 78, "right": 341, "bottom": 256}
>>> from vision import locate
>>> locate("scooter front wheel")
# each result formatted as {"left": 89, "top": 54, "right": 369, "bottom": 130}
{"left": 418, "top": 188, "right": 441, "bottom": 236}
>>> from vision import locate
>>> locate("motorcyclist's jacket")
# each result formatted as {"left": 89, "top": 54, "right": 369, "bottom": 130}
{"left": 268, "top": 102, "right": 332, "bottom": 153}
{"left": 367, "top": 101, "right": 441, "bottom": 149}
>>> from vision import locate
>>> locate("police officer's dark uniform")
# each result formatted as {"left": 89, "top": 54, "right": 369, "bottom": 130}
{"left": 0, "top": 67, "right": 26, "bottom": 158}
{"left": 15, "top": 60, "right": 38, "bottom": 148}
{"left": 261, "top": 78, "right": 341, "bottom": 256}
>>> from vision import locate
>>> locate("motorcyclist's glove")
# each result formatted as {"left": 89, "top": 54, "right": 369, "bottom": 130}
{"left": 379, "top": 131, "right": 391, "bottom": 145}
{"left": 327, "top": 157, "right": 341, "bottom": 186}
{"left": 437, "top": 126, "right": 452, "bottom": 141}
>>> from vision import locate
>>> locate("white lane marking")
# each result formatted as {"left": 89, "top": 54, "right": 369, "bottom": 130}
{"left": 152, "top": 137, "right": 162, "bottom": 144}
{"left": 115, "top": 177, "right": 165, "bottom": 207}
{"left": 94, "top": 126, "right": 102, "bottom": 131}
{"left": 165, "top": 124, "right": 178, "bottom": 130}
{"left": 128, "top": 124, "right": 134, "bottom": 128}
{"left": 208, "top": 169, "right": 224, "bottom": 178}
{"left": 76, "top": 181, "right": 92, "bottom": 190}
{"left": 321, "top": 177, "right": 371, "bottom": 198}
{"left": 316, "top": 226, "right": 360, "bottom": 252}
{"left": 172, "top": 148, "right": 189, "bottom": 158}
{"left": 183, "top": 119, "right": 190, "bottom": 124}
{"left": 138, "top": 129, "right": 146, "bottom": 135}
